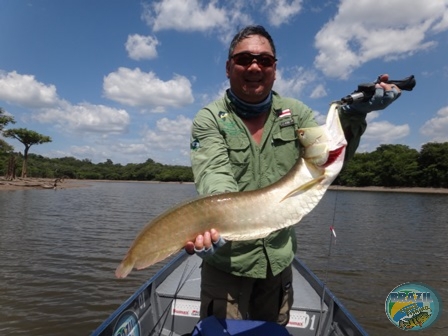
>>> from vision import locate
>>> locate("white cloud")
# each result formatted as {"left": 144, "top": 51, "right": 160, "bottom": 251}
{"left": 420, "top": 106, "right": 448, "bottom": 142}
{"left": 125, "top": 34, "right": 159, "bottom": 60}
{"left": 432, "top": 7, "right": 448, "bottom": 32}
{"left": 0, "top": 71, "right": 59, "bottom": 108}
{"left": 217, "top": 4, "right": 253, "bottom": 44}
{"left": 103, "top": 67, "right": 194, "bottom": 111}
{"left": 141, "top": 0, "right": 305, "bottom": 44}
{"left": 263, "top": 0, "right": 303, "bottom": 27}
{"left": 310, "top": 84, "right": 327, "bottom": 99}
{"left": 0, "top": 70, "right": 130, "bottom": 136}
{"left": 63, "top": 142, "right": 151, "bottom": 165}
{"left": 143, "top": 115, "right": 192, "bottom": 151}
{"left": 142, "top": 0, "right": 227, "bottom": 32}
{"left": 314, "top": 0, "right": 448, "bottom": 78}
{"left": 34, "top": 102, "right": 130, "bottom": 134}
{"left": 361, "top": 112, "right": 410, "bottom": 148}
{"left": 70, "top": 145, "right": 104, "bottom": 158}
{"left": 363, "top": 121, "right": 410, "bottom": 143}
{"left": 312, "top": 110, "right": 326, "bottom": 125}
{"left": 111, "top": 143, "right": 149, "bottom": 155}
{"left": 273, "top": 67, "right": 317, "bottom": 98}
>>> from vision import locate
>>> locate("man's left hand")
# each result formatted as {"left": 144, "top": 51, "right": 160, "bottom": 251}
{"left": 344, "top": 74, "right": 401, "bottom": 114}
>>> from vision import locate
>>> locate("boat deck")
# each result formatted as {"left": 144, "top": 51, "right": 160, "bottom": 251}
{"left": 156, "top": 254, "right": 329, "bottom": 336}
{"left": 91, "top": 252, "right": 366, "bottom": 336}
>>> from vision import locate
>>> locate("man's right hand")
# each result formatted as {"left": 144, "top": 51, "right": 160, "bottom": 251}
{"left": 185, "top": 229, "right": 224, "bottom": 256}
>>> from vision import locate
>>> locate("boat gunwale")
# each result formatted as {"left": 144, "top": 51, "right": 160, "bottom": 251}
{"left": 293, "top": 258, "right": 368, "bottom": 335}
{"left": 91, "top": 252, "right": 189, "bottom": 336}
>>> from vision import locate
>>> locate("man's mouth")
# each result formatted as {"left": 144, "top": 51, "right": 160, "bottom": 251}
{"left": 244, "top": 78, "right": 262, "bottom": 84}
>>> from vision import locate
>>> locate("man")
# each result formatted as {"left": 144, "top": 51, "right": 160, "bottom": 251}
{"left": 186, "top": 25, "right": 400, "bottom": 325}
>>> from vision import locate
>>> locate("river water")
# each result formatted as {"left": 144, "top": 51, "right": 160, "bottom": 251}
{"left": 0, "top": 182, "right": 446, "bottom": 335}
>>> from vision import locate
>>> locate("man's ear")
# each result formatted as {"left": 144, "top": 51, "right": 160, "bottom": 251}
{"left": 226, "top": 60, "right": 230, "bottom": 78}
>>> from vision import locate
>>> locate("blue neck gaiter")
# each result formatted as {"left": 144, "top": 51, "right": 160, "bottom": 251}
{"left": 227, "top": 89, "right": 272, "bottom": 119}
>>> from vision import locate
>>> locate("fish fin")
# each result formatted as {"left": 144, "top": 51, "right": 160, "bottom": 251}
{"left": 280, "top": 175, "right": 325, "bottom": 202}
{"left": 115, "top": 257, "right": 134, "bottom": 279}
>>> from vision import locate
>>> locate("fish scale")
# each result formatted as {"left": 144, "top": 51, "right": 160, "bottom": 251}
{"left": 115, "top": 103, "right": 347, "bottom": 278}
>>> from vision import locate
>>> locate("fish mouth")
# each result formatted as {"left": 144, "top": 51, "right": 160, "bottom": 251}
{"left": 321, "top": 145, "right": 345, "bottom": 168}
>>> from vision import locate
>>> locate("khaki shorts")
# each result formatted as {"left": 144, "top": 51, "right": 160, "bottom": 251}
{"left": 200, "top": 262, "right": 294, "bottom": 325}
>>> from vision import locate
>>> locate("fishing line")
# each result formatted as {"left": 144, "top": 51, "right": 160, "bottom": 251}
{"left": 315, "top": 186, "right": 340, "bottom": 336}
{"left": 149, "top": 255, "right": 198, "bottom": 336}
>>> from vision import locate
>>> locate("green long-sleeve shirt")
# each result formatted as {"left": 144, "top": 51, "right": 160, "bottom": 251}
{"left": 190, "top": 91, "right": 366, "bottom": 278}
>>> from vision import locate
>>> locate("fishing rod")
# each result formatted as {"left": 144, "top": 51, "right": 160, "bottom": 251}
{"left": 316, "top": 77, "right": 417, "bottom": 335}
{"left": 341, "top": 75, "right": 416, "bottom": 105}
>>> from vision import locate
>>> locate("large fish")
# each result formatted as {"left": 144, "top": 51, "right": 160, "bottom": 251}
{"left": 115, "top": 102, "right": 347, "bottom": 278}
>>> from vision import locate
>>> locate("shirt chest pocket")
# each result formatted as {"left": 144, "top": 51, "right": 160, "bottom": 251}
{"left": 225, "top": 136, "right": 251, "bottom": 182}
{"left": 272, "top": 124, "right": 299, "bottom": 175}
{"left": 273, "top": 123, "right": 297, "bottom": 142}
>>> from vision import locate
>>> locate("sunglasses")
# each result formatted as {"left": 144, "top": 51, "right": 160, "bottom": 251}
{"left": 230, "top": 52, "right": 277, "bottom": 67}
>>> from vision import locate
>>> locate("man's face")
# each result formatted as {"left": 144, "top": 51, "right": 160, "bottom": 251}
{"left": 226, "top": 35, "right": 276, "bottom": 104}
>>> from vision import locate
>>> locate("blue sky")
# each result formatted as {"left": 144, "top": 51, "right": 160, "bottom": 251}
{"left": 1, "top": 0, "right": 447, "bottom": 166}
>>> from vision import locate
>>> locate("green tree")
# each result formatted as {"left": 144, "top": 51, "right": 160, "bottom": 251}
{"left": 0, "top": 139, "right": 15, "bottom": 176}
{"left": 338, "top": 144, "right": 420, "bottom": 187}
{"left": 338, "top": 152, "right": 381, "bottom": 187}
{"left": 0, "top": 108, "right": 16, "bottom": 177}
{"left": 3, "top": 128, "right": 52, "bottom": 177}
{"left": 0, "top": 139, "right": 14, "bottom": 153}
{"left": 418, "top": 142, "right": 448, "bottom": 188}
{"left": 0, "top": 107, "right": 15, "bottom": 132}
{"left": 375, "top": 144, "right": 419, "bottom": 187}
{"left": 0, "top": 107, "right": 15, "bottom": 155}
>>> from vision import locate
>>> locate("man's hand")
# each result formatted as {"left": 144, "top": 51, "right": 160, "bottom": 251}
{"left": 377, "top": 74, "right": 401, "bottom": 96}
{"left": 185, "top": 229, "right": 225, "bottom": 258}
{"left": 342, "top": 73, "right": 401, "bottom": 114}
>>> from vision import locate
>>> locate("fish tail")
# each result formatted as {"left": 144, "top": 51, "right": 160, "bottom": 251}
{"left": 115, "top": 256, "right": 134, "bottom": 279}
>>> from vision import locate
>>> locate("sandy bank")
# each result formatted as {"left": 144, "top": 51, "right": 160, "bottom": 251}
{"left": 0, "top": 178, "right": 90, "bottom": 191}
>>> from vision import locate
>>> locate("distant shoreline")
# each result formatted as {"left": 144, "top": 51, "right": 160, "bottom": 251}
{"left": 328, "top": 185, "right": 448, "bottom": 194}
{"left": 1, "top": 177, "right": 447, "bottom": 194}
{"left": 0, "top": 178, "right": 193, "bottom": 191}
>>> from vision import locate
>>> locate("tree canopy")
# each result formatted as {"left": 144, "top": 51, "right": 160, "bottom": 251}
{"left": 0, "top": 107, "right": 15, "bottom": 131}
{"left": 0, "top": 143, "right": 447, "bottom": 187}
{"left": 0, "top": 154, "right": 194, "bottom": 182}
{"left": 337, "top": 143, "right": 448, "bottom": 188}
{"left": 3, "top": 128, "right": 52, "bottom": 178}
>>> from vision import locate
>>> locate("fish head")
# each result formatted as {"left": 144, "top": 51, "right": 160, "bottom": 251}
{"left": 297, "top": 126, "right": 330, "bottom": 166}
{"left": 297, "top": 103, "right": 347, "bottom": 169}
{"left": 297, "top": 128, "right": 345, "bottom": 168}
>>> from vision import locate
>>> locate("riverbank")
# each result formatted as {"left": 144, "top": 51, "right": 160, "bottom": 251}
{"left": 0, "top": 177, "right": 189, "bottom": 191}
{"left": 1, "top": 177, "right": 447, "bottom": 194}
{"left": 0, "top": 177, "right": 90, "bottom": 191}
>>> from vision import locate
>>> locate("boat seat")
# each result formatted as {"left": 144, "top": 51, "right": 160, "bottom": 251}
{"left": 191, "top": 316, "right": 291, "bottom": 336}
